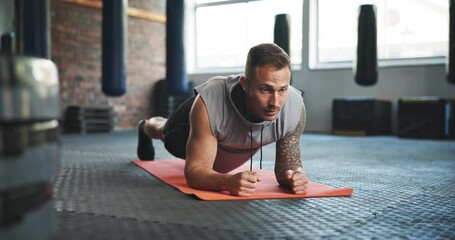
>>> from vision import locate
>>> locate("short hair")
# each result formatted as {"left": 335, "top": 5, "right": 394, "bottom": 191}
{"left": 244, "top": 43, "right": 291, "bottom": 81}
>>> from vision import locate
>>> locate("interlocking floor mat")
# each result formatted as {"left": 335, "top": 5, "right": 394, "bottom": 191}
{"left": 133, "top": 159, "right": 353, "bottom": 200}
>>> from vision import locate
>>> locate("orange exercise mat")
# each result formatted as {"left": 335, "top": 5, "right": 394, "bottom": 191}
{"left": 133, "top": 159, "right": 353, "bottom": 201}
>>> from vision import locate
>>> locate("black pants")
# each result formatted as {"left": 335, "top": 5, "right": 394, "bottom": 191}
{"left": 163, "top": 96, "right": 196, "bottom": 159}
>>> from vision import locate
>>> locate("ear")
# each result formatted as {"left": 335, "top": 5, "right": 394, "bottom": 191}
{"left": 239, "top": 76, "right": 248, "bottom": 92}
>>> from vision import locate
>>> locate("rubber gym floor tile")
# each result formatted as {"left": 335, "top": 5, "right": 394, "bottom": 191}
{"left": 54, "top": 130, "right": 455, "bottom": 239}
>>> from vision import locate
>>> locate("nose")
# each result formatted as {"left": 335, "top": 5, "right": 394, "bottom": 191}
{"left": 268, "top": 91, "right": 279, "bottom": 107}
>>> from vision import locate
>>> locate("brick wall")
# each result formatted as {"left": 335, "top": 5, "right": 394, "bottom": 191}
{"left": 51, "top": 0, "right": 166, "bottom": 129}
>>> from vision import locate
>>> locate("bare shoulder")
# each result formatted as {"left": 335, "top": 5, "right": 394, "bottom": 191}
{"left": 190, "top": 95, "right": 209, "bottom": 128}
{"left": 190, "top": 95, "right": 205, "bottom": 116}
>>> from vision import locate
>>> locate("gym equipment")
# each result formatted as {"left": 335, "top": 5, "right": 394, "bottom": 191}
{"left": 152, "top": 79, "right": 194, "bottom": 117}
{"left": 274, "top": 13, "right": 292, "bottom": 84}
{"left": 448, "top": 0, "right": 455, "bottom": 84}
{"left": 14, "top": 0, "right": 50, "bottom": 59}
{"left": 1, "top": 32, "right": 15, "bottom": 54}
{"left": 354, "top": 4, "right": 377, "bottom": 86}
{"left": 398, "top": 97, "right": 455, "bottom": 139}
{"left": 274, "top": 14, "right": 291, "bottom": 57}
{"left": 0, "top": 54, "right": 60, "bottom": 240}
{"left": 102, "top": 0, "right": 127, "bottom": 96}
{"left": 332, "top": 98, "right": 392, "bottom": 135}
{"left": 64, "top": 106, "right": 114, "bottom": 133}
{"left": 166, "top": 0, "right": 189, "bottom": 95}
{"left": 133, "top": 159, "right": 353, "bottom": 200}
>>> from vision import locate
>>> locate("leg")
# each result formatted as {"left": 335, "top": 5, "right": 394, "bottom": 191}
{"left": 162, "top": 96, "right": 196, "bottom": 159}
{"left": 144, "top": 116, "right": 167, "bottom": 141}
{"left": 137, "top": 118, "right": 158, "bottom": 160}
{"left": 137, "top": 116, "right": 167, "bottom": 160}
{"left": 137, "top": 96, "right": 196, "bottom": 160}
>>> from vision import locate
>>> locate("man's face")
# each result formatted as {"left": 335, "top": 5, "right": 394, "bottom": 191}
{"left": 241, "top": 65, "right": 291, "bottom": 122}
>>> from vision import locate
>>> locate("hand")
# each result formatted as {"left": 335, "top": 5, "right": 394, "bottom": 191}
{"left": 226, "top": 171, "right": 261, "bottom": 197}
{"left": 284, "top": 170, "right": 308, "bottom": 194}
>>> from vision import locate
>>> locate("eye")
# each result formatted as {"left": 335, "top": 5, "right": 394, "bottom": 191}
{"left": 279, "top": 87, "right": 288, "bottom": 93}
{"left": 260, "top": 87, "right": 271, "bottom": 93}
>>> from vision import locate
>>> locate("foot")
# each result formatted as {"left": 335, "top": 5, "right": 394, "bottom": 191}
{"left": 137, "top": 120, "right": 155, "bottom": 160}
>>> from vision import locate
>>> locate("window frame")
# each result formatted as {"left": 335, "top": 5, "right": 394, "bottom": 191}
{"left": 188, "top": 0, "right": 447, "bottom": 74}
{"left": 308, "top": 0, "right": 448, "bottom": 70}
{"left": 188, "top": 0, "right": 303, "bottom": 74}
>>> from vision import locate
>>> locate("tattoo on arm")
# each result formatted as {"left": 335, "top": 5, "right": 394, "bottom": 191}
{"left": 275, "top": 106, "right": 306, "bottom": 185}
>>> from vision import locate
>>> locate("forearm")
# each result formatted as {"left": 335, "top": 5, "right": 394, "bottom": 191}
{"left": 275, "top": 105, "right": 306, "bottom": 189}
{"left": 274, "top": 138, "right": 303, "bottom": 187}
{"left": 185, "top": 165, "right": 260, "bottom": 196}
{"left": 275, "top": 161, "right": 303, "bottom": 177}
{"left": 185, "top": 166, "right": 230, "bottom": 192}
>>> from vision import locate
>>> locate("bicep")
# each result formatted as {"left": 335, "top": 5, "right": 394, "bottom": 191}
{"left": 185, "top": 95, "right": 218, "bottom": 173}
{"left": 275, "top": 105, "right": 306, "bottom": 178}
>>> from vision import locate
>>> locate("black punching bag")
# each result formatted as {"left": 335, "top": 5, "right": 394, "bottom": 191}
{"left": 355, "top": 4, "right": 377, "bottom": 86}
{"left": 448, "top": 0, "right": 455, "bottom": 84}
{"left": 102, "top": 0, "right": 127, "bottom": 96}
{"left": 274, "top": 14, "right": 291, "bottom": 84}
{"left": 166, "top": 0, "right": 189, "bottom": 95}
{"left": 1, "top": 32, "right": 15, "bottom": 54}
{"left": 274, "top": 14, "right": 291, "bottom": 57}
{"left": 15, "top": 0, "right": 50, "bottom": 59}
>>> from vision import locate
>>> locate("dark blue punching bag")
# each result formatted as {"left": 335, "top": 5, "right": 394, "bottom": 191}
{"left": 15, "top": 0, "right": 50, "bottom": 59}
{"left": 166, "top": 0, "right": 189, "bottom": 95}
{"left": 355, "top": 5, "right": 377, "bottom": 86}
{"left": 448, "top": 0, "right": 455, "bottom": 84}
{"left": 102, "top": 0, "right": 127, "bottom": 96}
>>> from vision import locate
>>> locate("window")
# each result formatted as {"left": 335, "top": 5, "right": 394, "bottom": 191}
{"left": 313, "top": 0, "right": 448, "bottom": 67}
{"left": 193, "top": 0, "right": 303, "bottom": 70}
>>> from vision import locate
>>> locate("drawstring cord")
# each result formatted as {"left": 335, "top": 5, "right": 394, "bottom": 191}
{"left": 250, "top": 126, "right": 253, "bottom": 171}
{"left": 249, "top": 125, "right": 264, "bottom": 171}
{"left": 260, "top": 125, "right": 263, "bottom": 169}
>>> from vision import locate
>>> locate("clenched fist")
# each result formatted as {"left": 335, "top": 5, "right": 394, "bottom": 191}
{"left": 283, "top": 170, "right": 308, "bottom": 194}
{"left": 226, "top": 171, "right": 261, "bottom": 196}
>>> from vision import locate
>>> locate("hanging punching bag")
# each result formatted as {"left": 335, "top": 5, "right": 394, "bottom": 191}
{"left": 355, "top": 4, "right": 377, "bottom": 86}
{"left": 1, "top": 32, "right": 15, "bottom": 54}
{"left": 102, "top": 0, "right": 127, "bottom": 96}
{"left": 274, "top": 14, "right": 291, "bottom": 57}
{"left": 448, "top": 0, "right": 455, "bottom": 84}
{"left": 274, "top": 14, "right": 292, "bottom": 84}
{"left": 15, "top": 0, "right": 50, "bottom": 59}
{"left": 166, "top": 0, "right": 189, "bottom": 95}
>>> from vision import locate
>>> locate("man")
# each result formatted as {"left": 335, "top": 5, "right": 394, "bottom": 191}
{"left": 137, "top": 43, "right": 308, "bottom": 197}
